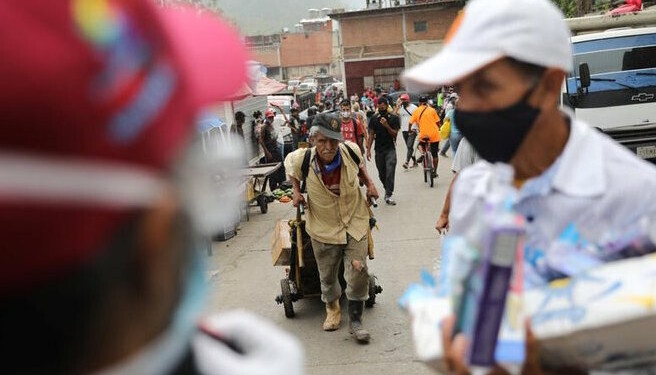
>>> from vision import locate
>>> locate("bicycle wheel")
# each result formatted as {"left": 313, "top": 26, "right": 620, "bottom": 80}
{"left": 427, "top": 153, "right": 434, "bottom": 187}
{"left": 429, "top": 166, "right": 434, "bottom": 187}
{"left": 423, "top": 149, "right": 428, "bottom": 183}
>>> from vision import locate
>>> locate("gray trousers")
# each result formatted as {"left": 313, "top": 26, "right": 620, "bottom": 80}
{"left": 375, "top": 147, "right": 397, "bottom": 198}
{"left": 311, "top": 234, "right": 370, "bottom": 303}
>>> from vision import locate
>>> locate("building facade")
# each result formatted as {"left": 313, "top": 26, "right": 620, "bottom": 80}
{"left": 247, "top": 9, "right": 341, "bottom": 82}
{"left": 330, "top": 0, "right": 461, "bottom": 96}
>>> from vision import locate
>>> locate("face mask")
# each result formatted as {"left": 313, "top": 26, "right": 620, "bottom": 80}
{"left": 455, "top": 85, "right": 540, "bottom": 163}
{"left": 402, "top": 102, "right": 409, "bottom": 108}
{"left": 341, "top": 110, "right": 351, "bottom": 119}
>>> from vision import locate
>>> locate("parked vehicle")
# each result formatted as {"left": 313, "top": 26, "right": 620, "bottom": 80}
{"left": 564, "top": 10, "right": 656, "bottom": 163}
{"left": 287, "top": 79, "right": 301, "bottom": 91}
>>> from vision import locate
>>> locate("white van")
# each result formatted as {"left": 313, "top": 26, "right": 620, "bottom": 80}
{"left": 563, "top": 20, "right": 656, "bottom": 163}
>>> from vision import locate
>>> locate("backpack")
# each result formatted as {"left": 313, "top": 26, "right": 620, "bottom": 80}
{"left": 300, "top": 143, "right": 361, "bottom": 193}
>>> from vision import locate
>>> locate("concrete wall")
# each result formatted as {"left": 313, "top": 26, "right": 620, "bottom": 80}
{"left": 284, "top": 64, "right": 331, "bottom": 81}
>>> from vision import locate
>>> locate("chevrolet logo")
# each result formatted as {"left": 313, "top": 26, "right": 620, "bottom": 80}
{"left": 632, "top": 93, "right": 655, "bottom": 102}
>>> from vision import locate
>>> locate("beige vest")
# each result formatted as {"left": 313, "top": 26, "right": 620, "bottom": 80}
{"left": 284, "top": 142, "right": 369, "bottom": 245}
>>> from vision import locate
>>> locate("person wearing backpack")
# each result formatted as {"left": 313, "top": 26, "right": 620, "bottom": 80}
{"left": 284, "top": 113, "right": 379, "bottom": 344}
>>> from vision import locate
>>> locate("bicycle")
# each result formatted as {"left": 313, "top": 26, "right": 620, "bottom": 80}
{"left": 418, "top": 136, "right": 435, "bottom": 188}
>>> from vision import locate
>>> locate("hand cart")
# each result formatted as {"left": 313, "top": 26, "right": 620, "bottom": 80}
{"left": 242, "top": 162, "right": 281, "bottom": 219}
{"left": 273, "top": 206, "right": 383, "bottom": 318}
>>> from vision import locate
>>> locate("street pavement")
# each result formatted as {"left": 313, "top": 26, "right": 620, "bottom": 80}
{"left": 204, "top": 143, "right": 456, "bottom": 375}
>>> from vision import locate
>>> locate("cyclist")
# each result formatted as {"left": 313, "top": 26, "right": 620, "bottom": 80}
{"left": 409, "top": 96, "right": 441, "bottom": 178}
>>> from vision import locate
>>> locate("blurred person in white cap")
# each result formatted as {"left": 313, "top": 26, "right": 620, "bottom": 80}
{"left": 0, "top": 1, "right": 302, "bottom": 374}
{"left": 403, "top": 0, "right": 656, "bottom": 373}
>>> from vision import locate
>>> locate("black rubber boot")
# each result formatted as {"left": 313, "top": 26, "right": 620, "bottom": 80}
{"left": 348, "top": 300, "right": 370, "bottom": 344}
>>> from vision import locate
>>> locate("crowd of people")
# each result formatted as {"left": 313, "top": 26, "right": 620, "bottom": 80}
{"left": 252, "top": 81, "right": 470, "bottom": 207}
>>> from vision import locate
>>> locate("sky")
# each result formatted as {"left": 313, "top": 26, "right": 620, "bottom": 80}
{"left": 217, "top": 0, "right": 367, "bottom": 36}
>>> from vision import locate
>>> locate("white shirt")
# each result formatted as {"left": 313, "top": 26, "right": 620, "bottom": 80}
{"left": 398, "top": 103, "right": 418, "bottom": 132}
{"left": 272, "top": 117, "right": 288, "bottom": 144}
{"left": 450, "top": 115, "right": 656, "bottom": 288}
{"left": 451, "top": 137, "right": 480, "bottom": 173}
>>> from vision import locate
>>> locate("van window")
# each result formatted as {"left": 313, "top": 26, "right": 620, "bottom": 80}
{"left": 568, "top": 34, "right": 656, "bottom": 94}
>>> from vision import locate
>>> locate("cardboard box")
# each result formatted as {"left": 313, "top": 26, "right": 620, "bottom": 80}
{"left": 407, "top": 253, "right": 656, "bottom": 372}
{"left": 271, "top": 219, "right": 292, "bottom": 266}
{"left": 524, "top": 253, "right": 656, "bottom": 371}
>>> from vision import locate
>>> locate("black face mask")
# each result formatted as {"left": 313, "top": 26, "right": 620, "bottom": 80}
{"left": 455, "top": 86, "right": 540, "bottom": 163}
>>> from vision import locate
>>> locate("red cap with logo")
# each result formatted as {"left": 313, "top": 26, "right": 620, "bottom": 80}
{"left": 0, "top": 0, "right": 249, "bottom": 294}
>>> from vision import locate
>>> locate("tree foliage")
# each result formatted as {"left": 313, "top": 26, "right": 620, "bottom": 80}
{"left": 552, "top": 0, "right": 579, "bottom": 17}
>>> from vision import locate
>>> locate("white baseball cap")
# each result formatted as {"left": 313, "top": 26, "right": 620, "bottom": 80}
{"left": 402, "top": 0, "right": 573, "bottom": 92}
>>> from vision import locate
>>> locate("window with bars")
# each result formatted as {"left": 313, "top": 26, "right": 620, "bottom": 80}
{"left": 414, "top": 21, "right": 427, "bottom": 33}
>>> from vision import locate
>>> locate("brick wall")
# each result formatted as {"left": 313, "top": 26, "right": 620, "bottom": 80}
{"left": 280, "top": 30, "right": 333, "bottom": 67}
{"left": 340, "top": 14, "right": 404, "bottom": 48}
{"left": 249, "top": 45, "right": 280, "bottom": 68}
{"left": 405, "top": 7, "right": 459, "bottom": 41}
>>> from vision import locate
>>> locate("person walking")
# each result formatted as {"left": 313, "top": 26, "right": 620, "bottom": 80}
{"left": 446, "top": 93, "right": 463, "bottom": 155}
{"left": 287, "top": 106, "right": 302, "bottom": 151}
{"left": 230, "top": 111, "right": 246, "bottom": 138}
{"left": 366, "top": 97, "right": 400, "bottom": 205}
{"left": 339, "top": 99, "right": 366, "bottom": 154}
{"left": 285, "top": 113, "right": 379, "bottom": 344}
{"left": 395, "top": 94, "right": 419, "bottom": 169}
{"left": 439, "top": 93, "right": 462, "bottom": 156}
{"left": 258, "top": 108, "right": 286, "bottom": 191}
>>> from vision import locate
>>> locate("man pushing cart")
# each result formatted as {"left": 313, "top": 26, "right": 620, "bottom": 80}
{"left": 283, "top": 113, "right": 380, "bottom": 344}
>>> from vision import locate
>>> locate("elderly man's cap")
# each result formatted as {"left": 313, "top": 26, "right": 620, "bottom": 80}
{"left": 312, "top": 113, "right": 343, "bottom": 141}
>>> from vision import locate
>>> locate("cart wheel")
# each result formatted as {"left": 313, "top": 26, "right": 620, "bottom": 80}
{"left": 429, "top": 169, "right": 434, "bottom": 188}
{"left": 423, "top": 168, "right": 428, "bottom": 183}
{"left": 258, "top": 195, "right": 268, "bottom": 214}
{"left": 366, "top": 274, "right": 382, "bottom": 308}
{"left": 280, "top": 279, "right": 295, "bottom": 318}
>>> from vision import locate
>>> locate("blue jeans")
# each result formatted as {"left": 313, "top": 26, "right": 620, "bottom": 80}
{"left": 450, "top": 133, "right": 463, "bottom": 155}
{"left": 440, "top": 139, "right": 450, "bottom": 155}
